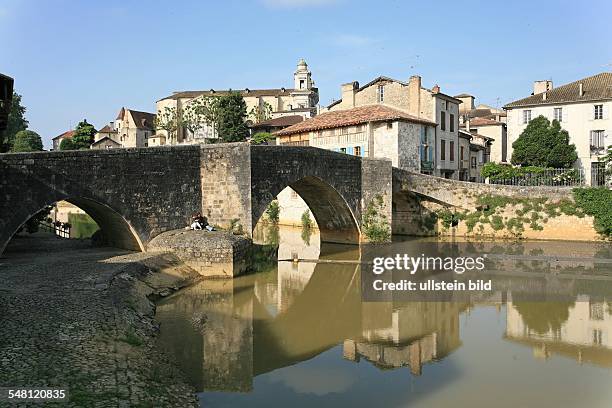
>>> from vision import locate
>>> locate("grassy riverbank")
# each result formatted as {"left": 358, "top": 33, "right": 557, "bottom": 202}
{"left": 0, "top": 235, "right": 201, "bottom": 407}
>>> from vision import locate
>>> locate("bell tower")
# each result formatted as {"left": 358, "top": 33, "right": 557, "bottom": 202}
{"left": 293, "top": 58, "right": 312, "bottom": 91}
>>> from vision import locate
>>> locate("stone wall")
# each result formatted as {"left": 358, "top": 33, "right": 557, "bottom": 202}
{"left": 0, "top": 146, "right": 202, "bottom": 254}
{"left": 361, "top": 158, "right": 393, "bottom": 241}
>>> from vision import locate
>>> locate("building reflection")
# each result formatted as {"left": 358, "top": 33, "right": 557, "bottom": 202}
{"left": 155, "top": 231, "right": 612, "bottom": 394}
{"left": 505, "top": 294, "right": 612, "bottom": 367}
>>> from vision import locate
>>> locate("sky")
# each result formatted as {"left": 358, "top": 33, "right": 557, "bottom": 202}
{"left": 1, "top": 0, "right": 611, "bottom": 149}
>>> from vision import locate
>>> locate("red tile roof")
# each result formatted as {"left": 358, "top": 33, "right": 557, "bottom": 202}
{"left": 251, "top": 115, "right": 304, "bottom": 129}
{"left": 469, "top": 117, "right": 504, "bottom": 126}
{"left": 275, "top": 105, "right": 436, "bottom": 136}
{"left": 52, "top": 130, "right": 74, "bottom": 140}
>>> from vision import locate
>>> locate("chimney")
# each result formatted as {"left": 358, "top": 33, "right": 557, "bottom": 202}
{"left": 579, "top": 83, "right": 584, "bottom": 97}
{"left": 533, "top": 80, "right": 553, "bottom": 94}
{"left": 408, "top": 75, "right": 422, "bottom": 117}
{"left": 432, "top": 84, "right": 440, "bottom": 94}
{"left": 109, "top": 121, "right": 114, "bottom": 130}
{"left": 341, "top": 81, "right": 358, "bottom": 108}
{"left": 465, "top": 117, "right": 470, "bottom": 132}
{"left": 542, "top": 92, "right": 547, "bottom": 101}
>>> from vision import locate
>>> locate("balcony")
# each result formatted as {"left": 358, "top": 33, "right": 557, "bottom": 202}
{"left": 312, "top": 131, "right": 367, "bottom": 146}
{"left": 421, "top": 161, "right": 434, "bottom": 171}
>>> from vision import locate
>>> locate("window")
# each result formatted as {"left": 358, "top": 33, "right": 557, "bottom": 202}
{"left": 354, "top": 146, "right": 362, "bottom": 156}
{"left": 590, "top": 302, "right": 604, "bottom": 320}
{"left": 340, "top": 147, "right": 346, "bottom": 154}
{"left": 450, "top": 114, "right": 455, "bottom": 132}
{"left": 554, "top": 107, "right": 563, "bottom": 122}
{"left": 593, "top": 329, "right": 603, "bottom": 346}
{"left": 471, "top": 156, "right": 477, "bottom": 169}
{"left": 377, "top": 85, "right": 384, "bottom": 103}
{"left": 449, "top": 141, "right": 455, "bottom": 162}
{"left": 440, "top": 140, "right": 446, "bottom": 160}
{"left": 300, "top": 79, "right": 305, "bottom": 89}
{"left": 441, "top": 111, "right": 446, "bottom": 131}
{"left": 594, "top": 104, "right": 603, "bottom": 120}
{"left": 460, "top": 146, "right": 464, "bottom": 161}
{"left": 387, "top": 122, "right": 393, "bottom": 129}
{"left": 590, "top": 130, "right": 605, "bottom": 151}
{"left": 523, "top": 110, "right": 531, "bottom": 124}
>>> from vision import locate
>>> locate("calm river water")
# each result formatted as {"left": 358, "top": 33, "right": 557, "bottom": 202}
{"left": 156, "top": 225, "right": 612, "bottom": 408}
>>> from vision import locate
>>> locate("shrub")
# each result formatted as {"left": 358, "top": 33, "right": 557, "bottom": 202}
{"left": 573, "top": 188, "right": 612, "bottom": 237}
{"left": 265, "top": 200, "right": 280, "bottom": 224}
{"left": 362, "top": 194, "right": 390, "bottom": 243}
{"left": 301, "top": 210, "right": 313, "bottom": 229}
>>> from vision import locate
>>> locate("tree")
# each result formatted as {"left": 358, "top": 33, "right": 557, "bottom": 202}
{"left": 71, "top": 119, "right": 96, "bottom": 149}
{"left": 11, "top": 130, "right": 43, "bottom": 152}
{"left": 217, "top": 91, "right": 248, "bottom": 142}
{"left": 59, "top": 138, "right": 76, "bottom": 151}
{"left": 0, "top": 91, "right": 28, "bottom": 152}
{"left": 248, "top": 102, "right": 272, "bottom": 124}
{"left": 181, "top": 103, "right": 205, "bottom": 140}
{"left": 511, "top": 115, "right": 578, "bottom": 168}
{"left": 154, "top": 106, "right": 180, "bottom": 144}
{"left": 193, "top": 96, "right": 221, "bottom": 139}
{"left": 251, "top": 132, "right": 275, "bottom": 145}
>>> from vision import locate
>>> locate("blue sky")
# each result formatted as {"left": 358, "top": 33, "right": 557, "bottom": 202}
{"left": 1, "top": 0, "right": 611, "bottom": 148}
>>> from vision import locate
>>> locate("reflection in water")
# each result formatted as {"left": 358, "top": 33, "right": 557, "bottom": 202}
{"left": 156, "top": 227, "right": 612, "bottom": 407}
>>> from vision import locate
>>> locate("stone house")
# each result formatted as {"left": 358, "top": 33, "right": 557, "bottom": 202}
{"left": 90, "top": 136, "right": 121, "bottom": 150}
{"left": 326, "top": 75, "right": 462, "bottom": 179}
{"left": 51, "top": 130, "right": 74, "bottom": 151}
{"left": 155, "top": 59, "right": 319, "bottom": 145}
{"left": 92, "top": 108, "right": 155, "bottom": 149}
{"left": 504, "top": 72, "right": 612, "bottom": 186}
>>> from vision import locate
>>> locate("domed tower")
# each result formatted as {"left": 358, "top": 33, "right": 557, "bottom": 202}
{"left": 294, "top": 58, "right": 313, "bottom": 91}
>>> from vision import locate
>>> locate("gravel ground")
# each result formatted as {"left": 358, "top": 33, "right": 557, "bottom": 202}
{"left": 0, "top": 234, "right": 200, "bottom": 407}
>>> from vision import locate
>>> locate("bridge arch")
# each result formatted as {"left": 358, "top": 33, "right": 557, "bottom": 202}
{"left": 252, "top": 175, "right": 361, "bottom": 245}
{"left": 2, "top": 196, "right": 144, "bottom": 255}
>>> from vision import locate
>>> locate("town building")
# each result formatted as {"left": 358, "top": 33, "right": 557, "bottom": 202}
{"left": 326, "top": 75, "right": 462, "bottom": 179}
{"left": 275, "top": 104, "right": 437, "bottom": 171}
{"left": 504, "top": 72, "right": 612, "bottom": 185}
{"left": 91, "top": 108, "right": 156, "bottom": 149}
{"left": 456, "top": 93, "right": 508, "bottom": 163}
{"left": 249, "top": 115, "right": 304, "bottom": 136}
{"left": 155, "top": 59, "right": 319, "bottom": 145}
{"left": 51, "top": 130, "right": 74, "bottom": 151}
{"left": 90, "top": 136, "right": 121, "bottom": 150}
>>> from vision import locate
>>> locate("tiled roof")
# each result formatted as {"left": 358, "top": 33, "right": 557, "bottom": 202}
{"left": 454, "top": 93, "right": 473, "bottom": 98}
{"left": 275, "top": 105, "right": 436, "bottom": 136}
{"left": 251, "top": 115, "right": 303, "bottom": 129}
{"left": 97, "top": 125, "right": 118, "bottom": 133}
{"left": 91, "top": 136, "right": 121, "bottom": 146}
{"left": 52, "top": 130, "right": 74, "bottom": 140}
{"left": 504, "top": 72, "right": 612, "bottom": 108}
{"left": 129, "top": 110, "right": 156, "bottom": 130}
{"left": 469, "top": 117, "right": 504, "bottom": 126}
{"left": 158, "top": 88, "right": 298, "bottom": 101}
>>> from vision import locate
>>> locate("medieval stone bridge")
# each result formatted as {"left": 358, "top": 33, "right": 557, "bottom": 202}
{"left": 0, "top": 143, "right": 574, "bottom": 254}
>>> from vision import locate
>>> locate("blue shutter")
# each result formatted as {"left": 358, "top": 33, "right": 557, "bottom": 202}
{"left": 347, "top": 146, "right": 354, "bottom": 155}
{"left": 360, "top": 145, "right": 365, "bottom": 156}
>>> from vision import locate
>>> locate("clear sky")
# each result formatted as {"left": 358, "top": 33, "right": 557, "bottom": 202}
{"left": 1, "top": 0, "right": 611, "bottom": 148}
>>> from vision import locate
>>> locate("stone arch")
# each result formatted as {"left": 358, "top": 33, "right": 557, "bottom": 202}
{"left": 252, "top": 176, "right": 361, "bottom": 244}
{"left": 1, "top": 196, "right": 144, "bottom": 256}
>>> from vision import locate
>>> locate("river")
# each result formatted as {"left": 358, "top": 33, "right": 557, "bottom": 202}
{"left": 155, "top": 225, "right": 612, "bottom": 408}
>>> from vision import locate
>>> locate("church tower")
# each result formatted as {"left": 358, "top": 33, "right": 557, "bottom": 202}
{"left": 293, "top": 58, "right": 313, "bottom": 91}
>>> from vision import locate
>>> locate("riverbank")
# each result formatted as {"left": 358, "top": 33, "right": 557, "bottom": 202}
{"left": 0, "top": 234, "right": 201, "bottom": 407}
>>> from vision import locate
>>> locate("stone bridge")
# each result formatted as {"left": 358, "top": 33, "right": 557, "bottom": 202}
{"left": 0, "top": 143, "right": 575, "bottom": 254}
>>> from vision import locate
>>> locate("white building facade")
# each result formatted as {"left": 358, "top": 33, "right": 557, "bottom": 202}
{"left": 504, "top": 73, "right": 612, "bottom": 185}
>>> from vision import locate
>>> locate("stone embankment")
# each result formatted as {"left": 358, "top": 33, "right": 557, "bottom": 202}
{"left": 148, "top": 229, "right": 252, "bottom": 278}
{"left": 0, "top": 235, "right": 201, "bottom": 407}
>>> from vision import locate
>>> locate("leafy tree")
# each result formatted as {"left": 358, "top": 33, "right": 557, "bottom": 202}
{"left": 59, "top": 138, "right": 76, "bottom": 151}
{"left": 1, "top": 91, "right": 28, "bottom": 152}
{"left": 154, "top": 106, "right": 180, "bottom": 143}
{"left": 602, "top": 145, "right": 612, "bottom": 183}
{"left": 251, "top": 132, "right": 275, "bottom": 145}
{"left": 71, "top": 119, "right": 96, "bottom": 149}
{"left": 217, "top": 91, "right": 248, "bottom": 142}
{"left": 181, "top": 103, "right": 205, "bottom": 140}
{"left": 193, "top": 96, "right": 221, "bottom": 139}
{"left": 248, "top": 102, "right": 272, "bottom": 124}
{"left": 265, "top": 199, "right": 280, "bottom": 224}
{"left": 17, "top": 205, "right": 53, "bottom": 234}
{"left": 511, "top": 115, "right": 578, "bottom": 168}
{"left": 11, "top": 130, "right": 43, "bottom": 152}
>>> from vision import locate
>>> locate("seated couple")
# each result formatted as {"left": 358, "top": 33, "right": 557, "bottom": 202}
{"left": 191, "top": 213, "right": 214, "bottom": 231}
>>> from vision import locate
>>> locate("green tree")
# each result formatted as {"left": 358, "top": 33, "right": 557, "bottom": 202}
{"left": 11, "top": 130, "right": 43, "bottom": 152}
{"left": 59, "top": 138, "right": 76, "bottom": 151}
{"left": 265, "top": 199, "right": 280, "bottom": 224}
{"left": 251, "top": 132, "right": 275, "bottom": 145}
{"left": 193, "top": 96, "right": 221, "bottom": 139}
{"left": 511, "top": 115, "right": 578, "bottom": 168}
{"left": 154, "top": 106, "right": 180, "bottom": 143}
{"left": 248, "top": 102, "right": 272, "bottom": 124}
{"left": 71, "top": 119, "right": 96, "bottom": 149}
{"left": 1, "top": 91, "right": 28, "bottom": 152}
{"left": 217, "top": 91, "right": 248, "bottom": 142}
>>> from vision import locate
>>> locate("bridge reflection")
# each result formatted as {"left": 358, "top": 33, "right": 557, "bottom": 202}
{"left": 155, "top": 229, "right": 612, "bottom": 394}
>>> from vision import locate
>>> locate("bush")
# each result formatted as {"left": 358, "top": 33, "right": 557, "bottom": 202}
{"left": 573, "top": 188, "right": 612, "bottom": 238}
{"left": 362, "top": 194, "right": 390, "bottom": 243}
{"left": 265, "top": 200, "right": 280, "bottom": 224}
{"left": 301, "top": 210, "right": 313, "bottom": 229}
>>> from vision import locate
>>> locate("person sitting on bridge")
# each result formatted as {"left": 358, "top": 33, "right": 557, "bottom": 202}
{"left": 191, "top": 213, "right": 215, "bottom": 231}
